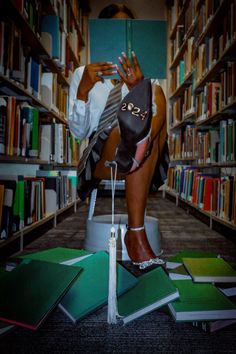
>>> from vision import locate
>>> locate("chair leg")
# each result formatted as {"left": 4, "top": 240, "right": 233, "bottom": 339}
{"left": 88, "top": 188, "right": 98, "bottom": 220}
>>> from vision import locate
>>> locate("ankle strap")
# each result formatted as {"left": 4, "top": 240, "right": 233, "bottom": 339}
{"left": 126, "top": 225, "right": 145, "bottom": 231}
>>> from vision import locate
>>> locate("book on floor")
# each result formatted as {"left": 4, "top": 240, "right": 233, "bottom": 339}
{"left": 0, "top": 259, "right": 82, "bottom": 330}
{"left": 58, "top": 251, "right": 138, "bottom": 323}
{"left": 218, "top": 284, "right": 236, "bottom": 297}
{"left": 192, "top": 294, "right": 236, "bottom": 332}
{"left": 167, "top": 264, "right": 192, "bottom": 280}
{"left": 168, "top": 280, "right": 236, "bottom": 322}
{"left": 182, "top": 257, "right": 236, "bottom": 283}
{"left": 20, "top": 246, "right": 92, "bottom": 264}
{"left": 117, "top": 267, "right": 179, "bottom": 325}
{"left": 192, "top": 318, "right": 236, "bottom": 333}
{"left": 165, "top": 249, "right": 219, "bottom": 269}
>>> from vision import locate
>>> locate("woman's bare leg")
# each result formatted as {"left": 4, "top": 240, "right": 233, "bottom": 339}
{"left": 94, "top": 85, "right": 167, "bottom": 263}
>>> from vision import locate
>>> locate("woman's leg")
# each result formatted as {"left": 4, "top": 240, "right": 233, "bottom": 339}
{"left": 94, "top": 85, "right": 167, "bottom": 263}
{"left": 124, "top": 124, "right": 166, "bottom": 262}
{"left": 94, "top": 123, "right": 167, "bottom": 263}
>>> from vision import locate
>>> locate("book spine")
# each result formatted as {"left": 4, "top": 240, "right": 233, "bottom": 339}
{"left": 126, "top": 20, "right": 132, "bottom": 61}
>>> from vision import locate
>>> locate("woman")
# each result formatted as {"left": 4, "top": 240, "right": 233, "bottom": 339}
{"left": 69, "top": 4, "right": 168, "bottom": 268}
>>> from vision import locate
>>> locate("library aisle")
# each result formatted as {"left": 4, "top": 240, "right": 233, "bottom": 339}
{"left": 0, "top": 193, "right": 236, "bottom": 354}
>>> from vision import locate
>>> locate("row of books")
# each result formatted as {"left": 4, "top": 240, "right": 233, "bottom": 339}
{"left": 169, "top": 119, "right": 236, "bottom": 163}
{"left": 170, "top": 75, "right": 235, "bottom": 129}
{"left": 0, "top": 15, "right": 78, "bottom": 99}
{"left": 196, "top": 63, "right": 236, "bottom": 120}
{"left": 169, "top": 84, "right": 195, "bottom": 126}
{"left": 0, "top": 247, "right": 236, "bottom": 333}
{"left": 14, "top": 0, "right": 83, "bottom": 60}
{"left": 0, "top": 170, "right": 78, "bottom": 239}
{"left": 170, "top": 0, "right": 196, "bottom": 33}
{"left": 197, "top": 0, "right": 236, "bottom": 52}
{"left": 167, "top": 166, "right": 236, "bottom": 224}
{"left": 0, "top": 98, "right": 80, "bottom": 164}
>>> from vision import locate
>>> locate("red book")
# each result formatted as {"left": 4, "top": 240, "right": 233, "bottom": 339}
{"left": 203, "top": 177, "right": 213, "bottom": 211}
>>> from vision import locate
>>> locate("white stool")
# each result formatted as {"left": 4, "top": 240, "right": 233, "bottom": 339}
{"left": 84, "top": 188, "right": 161, "bottom": 261}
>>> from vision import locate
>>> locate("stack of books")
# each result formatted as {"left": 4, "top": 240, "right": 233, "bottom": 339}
{"left": 165, "top": 250, "right": 236, "bottom": 332}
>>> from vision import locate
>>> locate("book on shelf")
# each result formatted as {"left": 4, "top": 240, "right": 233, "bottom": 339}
{"left": 117, "top": 266, "right": 179, "bottom": 325}
{"left": 0, "top": 184, "right": 4, "bottom": 232}
{"left": 24, "top": 176, "right": 45, "bottom": 225}
{"left": 182, "top": 257, "right": 236, "bottom": 283}
{"left": 43, "top": 176, "right": 59, "bottom": 215}
{"left": 89, "top": 19, "right": 167, "bottom": 79}
{"left": 21, "top": 104, "right": 39, "bottom": 158}
{"left": 58, "top": 251, "right": 138, "bottom": 323}
{"left": 41, "top": 15, "right": 60, "bottom": 60}
{"left": 0, "top": 175, "right": 25, "bottom": 232}
{"left": 0, "top": 179, "right": 16, "bottom": 239}
{"left": 0, "top": 97, "right": 7, "bottom": 154}
{"left": 168, "top": 280, "right": 236, "bottom": 322}
{"left": 0, "top": 259, "right": 82, "bottom": 330}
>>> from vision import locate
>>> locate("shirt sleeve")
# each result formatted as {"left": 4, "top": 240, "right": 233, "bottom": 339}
{"left": 68, "top": 66, "right": 93, "bottom": 140}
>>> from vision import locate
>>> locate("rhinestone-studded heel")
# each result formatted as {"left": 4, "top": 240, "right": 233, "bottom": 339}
{"left": 125, "top": 226, "right": 165, "bottom": 270}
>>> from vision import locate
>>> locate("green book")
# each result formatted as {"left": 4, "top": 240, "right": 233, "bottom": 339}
{"left": 89, "top": 19, "right": 167, "bottom": 79}
{"left": 167, "top": 264, "right": 192, "bottom": 281}
{"left": 0, "top": 260, "right": 82, "bottom": 330}
{"left": 166, "top": 249, "right": 219, "bottom": 269}
{"left": 58, "top": 251, "right": 138, "bottom": 322}
{"left": 183, "top": 257, "right": 236, "bottom": 283}
{"left": 21, "top": 105, "right": 39, "bottom": 157}
{"left": 20, "top": 247, "right": 91, "bottom": 264}
{"left": 117, "top": 267, "right": 179, "bottom": 325}
{"left": 168, "top": 280, "right": 236, "bottom": 322}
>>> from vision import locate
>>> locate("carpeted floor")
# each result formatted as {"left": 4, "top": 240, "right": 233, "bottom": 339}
{"left": 0, "top": 193, "right": 236, "bottom": 354}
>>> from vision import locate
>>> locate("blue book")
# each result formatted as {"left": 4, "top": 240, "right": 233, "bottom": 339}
{"left": 89, "top": 19, "right": 167, "bottom": 79}
{"left": 30, "top": 58, "right": 40, "bottom": 96}
{"left": 41, "top": 15, "right": 60, "bottom": 59}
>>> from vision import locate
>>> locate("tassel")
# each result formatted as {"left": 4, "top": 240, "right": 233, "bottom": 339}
{"left": 107, "top": 226, "right": 118, "bottom": 324}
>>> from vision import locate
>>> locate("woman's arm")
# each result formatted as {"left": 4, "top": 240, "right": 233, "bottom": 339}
{"left": 68, "top": 63, "right": 116, "bottom": 140}
{"left": 68, "top": 66, "right": 92, "bottom": 140}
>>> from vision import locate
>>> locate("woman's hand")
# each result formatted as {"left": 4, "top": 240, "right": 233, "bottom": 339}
{"left": 116, "top": 51, "right": 144, "bottom": 90}
{"left": 77, "top": 62, "right": 117, "bottom": 101}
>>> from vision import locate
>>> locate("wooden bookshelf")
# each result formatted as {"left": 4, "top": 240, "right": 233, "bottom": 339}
{"left": 166, "top": 0, "right": 236, "bottom": 233}
{"left": 0, "top": 0, "right": 88, "bottom": 254}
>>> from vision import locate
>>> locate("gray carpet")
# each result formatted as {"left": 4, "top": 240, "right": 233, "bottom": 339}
{"left": 0, "top": 193, "right": 236, "bottom": 354}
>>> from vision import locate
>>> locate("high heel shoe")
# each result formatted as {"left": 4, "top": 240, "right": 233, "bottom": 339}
{"left": 125, "top": 226, "right": 165, "bottom": 270}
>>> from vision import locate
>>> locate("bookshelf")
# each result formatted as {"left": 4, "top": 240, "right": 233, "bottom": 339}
{"left": 0, "top": 0, "right": 89, "bottom": 257}
{"left": 166, "top": 0, "right": 236, "bottom": 232}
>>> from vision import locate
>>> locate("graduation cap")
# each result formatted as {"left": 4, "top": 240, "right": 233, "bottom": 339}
{"left": 115, "top": 78, "right": 153, "bottom": 174}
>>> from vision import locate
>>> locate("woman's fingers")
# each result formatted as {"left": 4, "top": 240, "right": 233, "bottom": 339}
{"left": 131, "top": 51, "right": 141, "bottom": 71}
{"left": 116, "top": 65, "right": 127, "bottom": 82}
